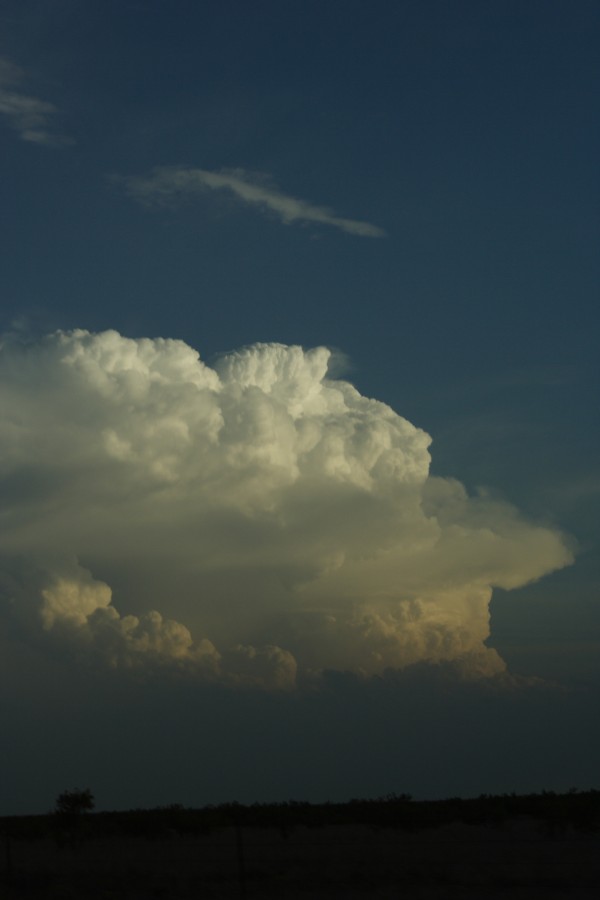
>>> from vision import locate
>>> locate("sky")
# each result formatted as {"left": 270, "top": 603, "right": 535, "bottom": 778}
{"left": 0, "top": 0, "right": 599, "bottom": 815}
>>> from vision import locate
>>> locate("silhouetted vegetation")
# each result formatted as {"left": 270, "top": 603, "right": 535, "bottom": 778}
{"left": 54, "top": 788, "right": 95, "bottom": 818}
{"left": 2, "top": 788, "right": 600, "bottom": 840}
{"left": 2, "top": 791, "right": 600, "bottom": 898}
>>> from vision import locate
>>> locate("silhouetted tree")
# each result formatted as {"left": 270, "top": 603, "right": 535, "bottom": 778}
{"left": 55, "top": 788, "right": 95, "bottom": 817}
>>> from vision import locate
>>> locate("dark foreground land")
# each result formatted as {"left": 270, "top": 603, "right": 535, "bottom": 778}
{"left": 2, "top": 791, "right": 600, "bottom": 899}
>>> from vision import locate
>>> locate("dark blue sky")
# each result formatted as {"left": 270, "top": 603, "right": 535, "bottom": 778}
{"left": 0, "top": 0, "right": 599, "bottom": 812}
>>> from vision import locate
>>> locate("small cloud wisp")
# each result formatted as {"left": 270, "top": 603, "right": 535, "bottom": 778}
{"left": 0, "top": 56, "right": 68, "bottom": 146}
{"left": 120, "top": 165, "right": 386, "bottom": 237}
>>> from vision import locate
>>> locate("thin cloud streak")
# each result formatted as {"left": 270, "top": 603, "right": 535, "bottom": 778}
{"left": 120, "top": 165, "right": 386, "bottom": 237}
{"left": 0, "top": 56, "right": 69, "bottom": 146}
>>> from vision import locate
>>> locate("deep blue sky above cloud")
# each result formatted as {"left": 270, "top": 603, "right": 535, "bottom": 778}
{"left": 0, "top": 0, "right": 599, "bottom": 814}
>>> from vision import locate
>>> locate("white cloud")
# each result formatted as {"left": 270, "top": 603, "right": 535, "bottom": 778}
{"left": 0, "top": 56, "right": 68, "bottom": 146}
{"left": 120, "top": 165, "right": 386, "bottom": 237}
{"left": 0, "top": 329, "right": 572, "bottom": 687}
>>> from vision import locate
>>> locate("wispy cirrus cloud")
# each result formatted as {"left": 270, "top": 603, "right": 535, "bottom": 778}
{"left": 119, "top": 165, "right": 386, "bottom": 237}
{"left": 0, "top": 56, "right": 69, "bottom": 146}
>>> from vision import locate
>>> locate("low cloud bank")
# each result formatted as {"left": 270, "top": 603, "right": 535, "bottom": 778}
{"left": 0, "top": 329, "right": 572, "bottom": 687}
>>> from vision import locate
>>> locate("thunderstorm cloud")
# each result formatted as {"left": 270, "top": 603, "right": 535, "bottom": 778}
{"left": 0, "top": 329, "right": 572, "bottom": 688}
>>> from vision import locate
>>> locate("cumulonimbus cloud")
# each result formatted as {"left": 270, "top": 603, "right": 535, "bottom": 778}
{"left": 119, "top": 165, "right": 386, "bottom": 237}
{"left": 0, "top": 329, "right": 572, "bottom": 687}
{"left": 0, "top": 56, "right": 68, "bottom": 146}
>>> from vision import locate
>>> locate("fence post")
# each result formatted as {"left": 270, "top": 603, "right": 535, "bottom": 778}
{"left": 4, "top": 831, "right": 12, "bottom": 885}
{"left": 234, "top": 819, "right": 247, "bottom": 899}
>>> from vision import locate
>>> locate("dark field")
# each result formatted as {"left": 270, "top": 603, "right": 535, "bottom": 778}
{"left": 3, "top": 793, "right": 600, "bottom": 898}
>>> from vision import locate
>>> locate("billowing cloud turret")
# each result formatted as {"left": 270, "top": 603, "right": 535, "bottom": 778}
{"left": 0, "top": 330, "right": 572, "bottom": 687}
